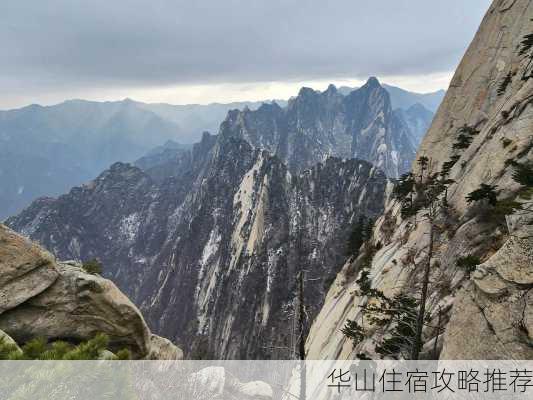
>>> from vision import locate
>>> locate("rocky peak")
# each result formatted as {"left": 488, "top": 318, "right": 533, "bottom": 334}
{"left": 7, "top": 126, "right": 389, "bottom": 359}
{"left": 406, "top": 102, "right": 432, "bottom": 115}
{"left": 324, "top": 83, "right": 338, "bottom": 95}
{"left": 363, "top": 76, "right": 381, "bottom": 89}
{"left": 218, "top": 77, "right": 423, "bottom": 177}
{"left": 296, "top": 86, "right": 318, "bottom": 98}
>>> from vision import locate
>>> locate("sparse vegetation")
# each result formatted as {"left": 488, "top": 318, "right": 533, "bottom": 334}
{"left": 341, "top": 319, "right": 365, "bottom": 346}
{"left": 0, "top": 333, "right": 131, "bottom": 360}
{"left": 393, "top": 173, "right": 415, "bottom": 200}
{"left": 497, "top": 72, "right": 513, "bottom": 96}
{"left": 459, "top": 125, "right": 480, "bottom": 136}
{"left": 501, "top": 138, "right": 512, "bottom": 148}
{"left": 466, "top": 184, "right": 499, "bottom": 206}
{"left": 346, "top": 215, "right": 373, "bottom": 257}
{"left": 510, "top": 160, "right": 533, "bottom": 188}
{"left": 519, "top": 33, "right": 533, "bottom": 56}
{"left": 341, "top": 283, "right": 419, "bottom": 359}
{"left": 452, "top": 134, "right": 473, "bottom": 150}
{"left": 456, "top": 255, "right": 481, "bottom": 277}
{"left": 82, "top": 258, "right": 103, "bottom": 275}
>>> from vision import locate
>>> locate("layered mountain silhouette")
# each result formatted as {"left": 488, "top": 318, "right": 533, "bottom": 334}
{"left": 6, "top": 77, "right": 436, "bottom": 358}
{"left": 0, "top": 82, "right": 439, "bottom": 219}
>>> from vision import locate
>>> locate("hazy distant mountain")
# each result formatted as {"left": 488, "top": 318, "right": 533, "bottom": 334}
{"left": 136, "top": 100, "right": 287, "bottom": 143}
{"left": 0, "top": 99, "right": 182, "bottom": 219}
{"left": 8, "top": 131, "right": 388, "bottom": 360}
{"left": 394, "top": 102, "right": 436, "bottom": 146}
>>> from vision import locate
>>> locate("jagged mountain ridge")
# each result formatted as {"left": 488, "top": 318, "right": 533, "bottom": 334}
{"left": 6, "top": 77, "right": 436, "bottom": 359}
{"left": 0, "top": 83, "right": 435, "bottom": 220}
{"left": 219, "top": 78, "right": 426, "bottom": 178}
{"left": 305, "top": 0, "right": 533, "bottom": 373}
{"left": 7, "top": 129, "right": 389, "bottom": 359}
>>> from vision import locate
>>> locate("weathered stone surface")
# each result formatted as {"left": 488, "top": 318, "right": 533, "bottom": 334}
{"left": 488, "top": 236, "right": 533, "bottom": 285}
{"left": 472, "top": 267, "right": 509, "bottom": 297}
{"left": 147, "top": 334, "right": 184, "bottom": 360}
{"left": 441, "top": 224, "right": 533, "bottom": 359}
{"left": 0, "top": 225, "right": 58, "bottom": 313}
{"left": 0, "top": 262, "right": 151, "bottom": 357}
{"left": 0, "top": 224, "right": 182, "bottom": 359}
{"left": 439, "top": 285, "right": 531, "bottom": 360}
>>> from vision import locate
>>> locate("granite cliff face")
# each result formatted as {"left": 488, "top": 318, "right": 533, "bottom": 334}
{"left": 220, "top": 78, "right": 423, "bottom": 178}
{"left": 0, "top": 224, "right": 182, "bottom": 359}
{"left": 6, "top": 75, "right": 432, "bottom": 359}
{"left": 306, "top": 0, "right": 533, "bottom": 363}
{"left": 8, "top": 125, "right": 388, "bottom": 359}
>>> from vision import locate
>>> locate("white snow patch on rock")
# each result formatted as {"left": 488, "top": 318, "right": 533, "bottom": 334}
{"left": 120, "top": 212, "right": 140, "bottom": 242}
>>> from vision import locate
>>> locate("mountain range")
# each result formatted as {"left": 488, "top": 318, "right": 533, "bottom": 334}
{"left": 0, "top": 84, "right": 442, "bottom": 220}
{"left": 7, "top": 77, "right": 427, "bottom": 358}
{"left": 1, "top": 0, "right": 533, "bottom": 386}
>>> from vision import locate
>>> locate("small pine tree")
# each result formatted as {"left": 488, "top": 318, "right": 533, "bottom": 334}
{"left": 456, "top": 255, "right": 481, "bottom": 277}
{"left": 452, "top": 134, "right": 473, "bottom": 150}
{"left": 341, "top": 319, "right": 365, "bottom": 347}
{"left": 82, "top": 259, "right": 103, "bottom": 275}
{"left": 511, "top": 161, "right": 533, "bottom": 187}
{"left": 114, "top": 348, "right": 132, "bottom": 360}
{"left": 519, "top": 33, "right": 533, "bottom": 55}
{"left": 0, "top": 333, "right": 130, "bottom": 360}
{"left": 374, "top": 294, "right": 418, "bottom": 359}
{"left": 393, "top": 173, "right": 415, "bottom": 200}
{"left": 493, "top": 199, "right": 524, "bottom": 217}
{"left": 459, "top": 125, "right": 480, "bottom": 136}
{"left": 364, "top": 219, "right": 374, "bottom": 242}
{"left": 346, "top": 215, "right": 368, "bottom": 256}
{"left": 497, "top": 73, "right": 513, "bottom": 96}
{"left": 356, "top": 270, "right": 372, "bottom": 295}
{"left": 417, "top": 157, "right": 430, "bottom": 180}
{"left": 21, "top": 337, "right": 47, "bottom": 359}
{"left": 41, "top": 340, "right": 73, "bottom": 360}
{"left": 0, "top": 337, "right": 22, "bottom": 360}
{"left": 441, "top": 155, "right": 461, "bottom": 175}
{"left": 466, "top": 184, "right": 499, "bottom": 206}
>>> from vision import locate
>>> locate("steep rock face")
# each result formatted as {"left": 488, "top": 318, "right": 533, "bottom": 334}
{"left": 0, "top": 224, "right": 182, "bottom": 359}
{"left": 306, "top": 0, "right": 533, "bottom": 361}
{"left": 220, "top": 78, "right": 422, "bottom": 178}
{"left": 8, "top": 131, "right": 388, "bottom": 359}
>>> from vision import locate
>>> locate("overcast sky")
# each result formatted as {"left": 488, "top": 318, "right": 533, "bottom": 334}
{"left": 1, "top": 0, "right": 491, "bottom": 109}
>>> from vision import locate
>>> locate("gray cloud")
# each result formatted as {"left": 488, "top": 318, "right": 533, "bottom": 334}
{"left": 0, "top": 0, "right": 491, "bottom": 105}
